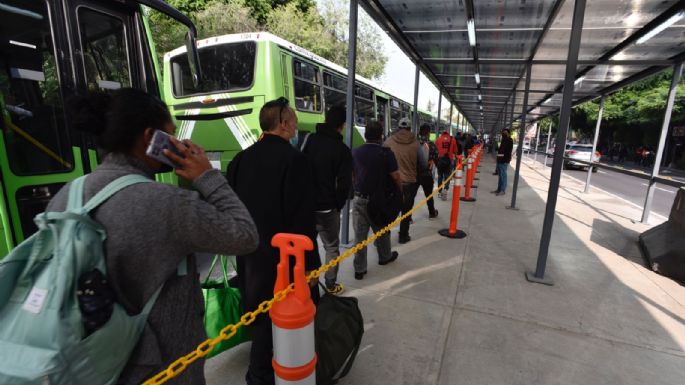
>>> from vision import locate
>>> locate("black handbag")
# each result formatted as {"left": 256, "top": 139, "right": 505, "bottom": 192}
{"left": 315, "top": 283, "right": 364, "bottom": 385}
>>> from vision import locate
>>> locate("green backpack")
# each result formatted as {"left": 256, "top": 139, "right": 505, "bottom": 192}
{"left": 0, "top": 174, "right": 158, "bottom": 385}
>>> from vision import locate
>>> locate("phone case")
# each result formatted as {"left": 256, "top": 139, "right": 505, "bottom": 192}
{"left": 145, "top": 130, "right": 183, "bottom": 168}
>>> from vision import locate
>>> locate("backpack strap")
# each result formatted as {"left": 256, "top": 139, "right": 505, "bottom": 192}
{"left": 81, "top": 175, "right": 153, "bottom": 213}
{"left": 66, "top": 175, "right": 88, "bottom": 211}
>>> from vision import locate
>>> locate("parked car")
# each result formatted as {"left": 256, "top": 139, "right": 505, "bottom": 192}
{"left": 564, "top": 144, "right": 601, "bottom": 172}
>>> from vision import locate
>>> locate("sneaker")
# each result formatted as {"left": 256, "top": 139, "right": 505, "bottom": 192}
{"left": 429, "top": 210, "right": 439, "bottom": 219}
{"left": 490, "top": 190, "right": 499, "bottom": 194}
{"left": 398, "top": 235, "right": 411, "bottom": 244}
{"left": 326, "top": 283, "right": 345, "bottom": 295}
{"left": 496, "top": 191, "right": 506, "bottom": 196}
{"left": 354, "top": 271, "right": 366, "bottom": 280}
{"left": 379, "top": 251, "right": 399, "bottom": 266}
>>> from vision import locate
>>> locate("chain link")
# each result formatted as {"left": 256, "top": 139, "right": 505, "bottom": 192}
{"left": 142, "top": 149, "right": 479, "bottom": 385}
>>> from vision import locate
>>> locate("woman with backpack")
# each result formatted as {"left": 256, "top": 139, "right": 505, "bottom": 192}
{"left": 47, "top": 88, "right": 259, "bottom": 384}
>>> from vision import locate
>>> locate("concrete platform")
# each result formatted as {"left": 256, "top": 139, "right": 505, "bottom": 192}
{"left": 204, "top": 155, "right": 685, "bottom": 385}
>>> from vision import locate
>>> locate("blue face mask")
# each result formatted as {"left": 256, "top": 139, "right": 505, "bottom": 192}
{"left": 290, "top": 129, "right": 299, "bottom": 147}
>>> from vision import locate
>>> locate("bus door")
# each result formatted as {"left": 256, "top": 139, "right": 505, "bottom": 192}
{"left": 375, "top": 95, "right": 389, "bottom": 133}
{"left": 0, "top": 0, "right": 142, "bottom": 248}
{"left": 0, "top": 0, "right": 84, "bottom": 249}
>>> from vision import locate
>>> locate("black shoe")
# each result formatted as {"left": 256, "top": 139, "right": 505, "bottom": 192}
{"left": 354, "top": 271, "right": 367, "bottom": 280}
{"left": 398, "top": 235, "right": 411, "bottom": 244}
{"left": 429, "top": 210, "right": 439, "bottom": 219}
{"left": 379, "top": 251, "right": 399, "bottom": 265}
{"left": 492, "top": 172, "right": 498, "bottom": 175}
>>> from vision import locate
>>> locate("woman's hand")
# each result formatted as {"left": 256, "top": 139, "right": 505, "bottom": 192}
{"left": 164, "top": 138, "right": 213, "bottom": 182}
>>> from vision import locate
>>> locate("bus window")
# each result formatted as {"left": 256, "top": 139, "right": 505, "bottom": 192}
{"left": 0, "top": 0, "right": 74, "bottom": 176}
{"left": 323, "top": 71, "right": 346, "bottom": 109}
{"left": 170, "top": 41, "right": 256, "bottom": 97}
{"left": 354, "top": 83, "right": 374, "bottom": 126}
{"left": 293, "top": 59, "right": 321, "bottom": 112}
{"left": 78, "top": 8, "right": 131, "bottom": 91}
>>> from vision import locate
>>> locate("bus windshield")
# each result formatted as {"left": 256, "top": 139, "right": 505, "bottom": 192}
{"left": 170, "top": 41, "right": 256, "bottom": 97}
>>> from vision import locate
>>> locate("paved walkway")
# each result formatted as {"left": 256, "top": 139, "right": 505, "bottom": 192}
{"left": 205, "top": 155, "right": 685, "bottom": 385}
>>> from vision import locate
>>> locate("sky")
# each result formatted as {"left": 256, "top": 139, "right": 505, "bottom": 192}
{"left": 316, "top": 0, "right": 456, "bottom": 120}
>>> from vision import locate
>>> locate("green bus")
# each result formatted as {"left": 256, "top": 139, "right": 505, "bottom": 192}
{"left": 0, "top": 0, "right": 201, "bottom": 254}
{"left": 162, "top": 32, "right": 445, "bottom": 173}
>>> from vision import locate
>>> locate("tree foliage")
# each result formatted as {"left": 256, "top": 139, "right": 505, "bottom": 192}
{"left": 146, "top": 0, "right": 387, "bottom": 80}
{"left": 575, "top": 69, "right": 684, "bottom": 146}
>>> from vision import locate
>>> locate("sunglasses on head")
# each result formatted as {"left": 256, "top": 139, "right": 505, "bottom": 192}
{"left": 276, "top": 97, "right": 289, "bottom": 124}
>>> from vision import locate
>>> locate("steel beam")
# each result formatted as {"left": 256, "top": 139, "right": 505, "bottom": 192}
{"left": 584, "top": 96, "right": 604, "bottom": 193}
{"left": 641, "top": 63, "right": 683, "bottom": 223}
{"left": 437, "top": 91, "right": 442, "bottom": 130}
{"left": 413, "top": 65, "right": 420, "bottom": 133}
{"left": 507, "top": 64, "right": 532, "bottom": 210}
{"left": 528, "top": 0, "right": 587, "bottom": 286}
{"left": 424, "top": 58, "right": 675, "bottom": 66}
{"left": 341, "top": 0, "right": 358, "bottom": 245}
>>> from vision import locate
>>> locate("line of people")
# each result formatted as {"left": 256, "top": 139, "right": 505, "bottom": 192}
{"left": 38, "top": 91, "right": 478, "bottom": 385}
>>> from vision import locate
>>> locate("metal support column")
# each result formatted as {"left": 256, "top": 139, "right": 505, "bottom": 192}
{"left": 544, "top": 120, "right": 553, "bottom": 168}
{"left": 533, "top": 122, "right": 541, "bottom": 165}
{"left": 412, "top": 65, "right": 420, "bottom": 133}
{"left": 509, "top": 64, "right": 531, "bottom": 210}
{"left": 449, "top": 104, "right": 453, "bottom": 133}
{"left": 584, "top": 96, "right": 604, "bottom": 193}
{"left": 437, "top": 92, "right": 442, "bottom": 131}
{"left": 641, "top": 62, "right": 683, "bottom": 223}
{"left": 527, "top": 0, "right": 587, "bottom": 285}
{"left": 340, "top": 0, "right": 358, "bottom": 245}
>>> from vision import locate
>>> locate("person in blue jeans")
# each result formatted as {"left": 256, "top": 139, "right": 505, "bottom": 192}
{"left": 492, "top": 129, "right": 513, "bottom": 196}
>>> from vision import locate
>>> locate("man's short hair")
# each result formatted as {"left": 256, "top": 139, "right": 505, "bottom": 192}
{"left": 501, "top": 128, "right": 510, "bottom": 134}
{"left": 326, "top": 104, "right": 346, "bottom": 128}
{"left": 365, "top": 121, "right": 383, "bottom": 141}
{"left": 398, "top": 117, "right": 411, "bottom": 129}
{"left": 259, "top": 97, "right": 289, "bottom": 132}
{"left": 419, "top": 123, "right": 431, "bottom": 134}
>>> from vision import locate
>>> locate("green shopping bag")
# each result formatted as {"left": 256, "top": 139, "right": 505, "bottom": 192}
{"left": 202, "top": 255, "right": 250, "bottom": 358}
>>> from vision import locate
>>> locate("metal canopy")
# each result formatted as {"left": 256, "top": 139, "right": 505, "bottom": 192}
{"left": 360, "top": 0, "right": 685, "bottom": 133}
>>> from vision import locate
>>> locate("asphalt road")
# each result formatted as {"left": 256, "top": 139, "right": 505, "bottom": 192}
{"left": 522, "top": 154, "right": 680, "bottom": 219}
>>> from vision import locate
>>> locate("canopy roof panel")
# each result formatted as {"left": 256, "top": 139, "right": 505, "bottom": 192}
{"left": 360, "top": 0, "right": 685, "bottom": 132}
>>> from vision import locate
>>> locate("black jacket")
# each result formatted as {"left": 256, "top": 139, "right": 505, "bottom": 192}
{"left": 498, "top": 136, "right": 514, "bottom": 164}
{"left": 301, "top": 123, "right": 353, "bottom": 211}
{"left": 226, "top": 134, "right": 321, "bottom": 311}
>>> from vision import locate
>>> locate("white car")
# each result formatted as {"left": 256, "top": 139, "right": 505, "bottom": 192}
{"left": 563, "top": 144, "right": 601, "bottom": 172}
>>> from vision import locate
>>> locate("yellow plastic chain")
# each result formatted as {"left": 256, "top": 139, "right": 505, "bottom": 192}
{"left": 142, "top": 151, "right": 476, "bottom": 385}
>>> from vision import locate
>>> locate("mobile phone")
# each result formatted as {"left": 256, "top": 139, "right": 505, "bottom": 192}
{"left": 145, "top": 130, "right": 184, "bottom": 168}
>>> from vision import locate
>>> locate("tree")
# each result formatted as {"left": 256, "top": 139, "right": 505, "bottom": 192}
{"left": 426, "top": 99, "right": 435, "bottom": 112}
{"left": 316, "top": 0, "right": 388, "bottom": 79}
{"left": 195, "top": 1, "right": 259, "bottom": 38}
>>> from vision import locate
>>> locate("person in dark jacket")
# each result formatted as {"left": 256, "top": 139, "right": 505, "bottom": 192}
{"left": 492, "top": 129, "right": 514, "bottom": 196}
{"left": 226, "top": 97, "right": 321, "bottom": 385}
{"left": 418, "top": 124, "right": 438, "bottom": 218}
{"left": 352, "top": 121, "right": 400, "bottom": 280}
{"left": 300, "top": 104, "right": 352, "bottom": 295}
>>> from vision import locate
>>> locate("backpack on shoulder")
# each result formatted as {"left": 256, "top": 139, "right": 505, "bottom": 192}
{"left": 315, "top": 283, "right": 364, "bottom": 385}
{"left": 0, "top": 174, "right": 157, "bottom": 385}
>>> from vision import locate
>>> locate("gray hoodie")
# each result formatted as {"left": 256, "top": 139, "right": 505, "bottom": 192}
{"left": 46, "top": 153, "right": 258, "bottom": 385}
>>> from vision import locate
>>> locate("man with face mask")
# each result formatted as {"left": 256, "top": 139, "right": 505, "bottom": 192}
{"left": 226, "top": 97, "right": 320, "bottom": 385}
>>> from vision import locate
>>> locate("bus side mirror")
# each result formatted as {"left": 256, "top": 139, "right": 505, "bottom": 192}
{"left": 185, "top": 31, "right": 202, "bottom": 88}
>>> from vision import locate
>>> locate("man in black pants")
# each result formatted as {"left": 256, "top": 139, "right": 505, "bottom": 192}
{"left": 418, "top": 124, "right": 438, "bottom": 219}
{"left": 227, "top": 98, "right": 321, "bottom": 385}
